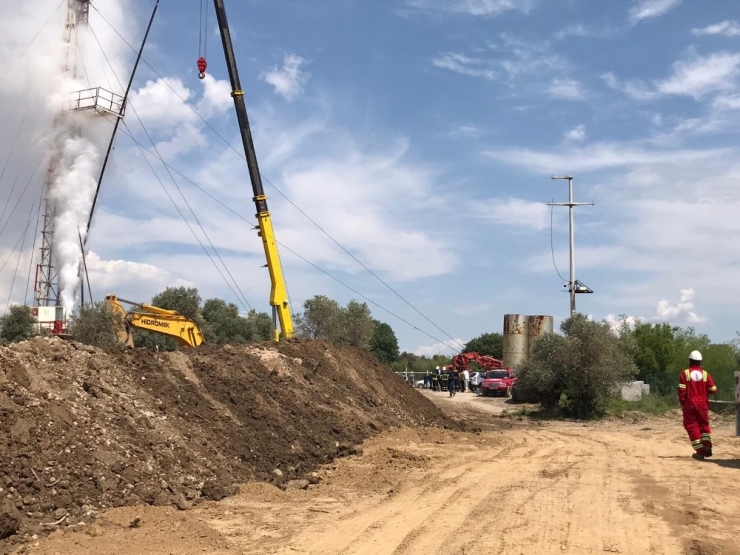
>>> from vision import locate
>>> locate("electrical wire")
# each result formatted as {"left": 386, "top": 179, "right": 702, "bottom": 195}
{"left": 0, "top": 162, "right": 42, "bottom": 240}
{"left": 75, "top": 33, "right": 92, "bottom": 89}
{"left": 91, "top": 6, "right": 464, "bottom": 351}
{"left": 0, "top": 109, "right": 29, "bottom": 189}
{"left": 0, "top": 0, "right": 66, "bottom": 86}
{"left": 550, "top": 200, "right": 567, "bottom": 283}
{"left": 4, "top": 191, "right": 40, "bottom": 315}
{"left": 122, "top": 121, "right": 253, "bottom": 312}
{"left": 0, "top": 194, "right": 41, "bottom": 277}
{"left": 89, "top": 23, "right": 255, "bottom": 313}
{"left": 113, "top": 123, "right": 457, "bottom": 352}
{"left": 24, "top": 186, "right": 45, "bottom": 305}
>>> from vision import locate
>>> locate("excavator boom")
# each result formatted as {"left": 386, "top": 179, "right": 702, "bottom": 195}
{"left": 104, "top": 294, "right": 204, "bottom": 348}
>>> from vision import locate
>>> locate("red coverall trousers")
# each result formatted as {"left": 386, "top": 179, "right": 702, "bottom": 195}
{"left": 678, "top": 367, "right": 717, "bottom": 455}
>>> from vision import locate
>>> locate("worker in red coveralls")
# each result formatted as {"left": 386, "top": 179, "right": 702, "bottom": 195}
{"left": 678, "top": 350, "right": 718, "bottom": 460}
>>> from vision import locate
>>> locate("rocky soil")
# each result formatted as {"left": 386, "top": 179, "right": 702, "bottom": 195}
{"left": 0, "top": 337, "right": 453, "bottom": 552}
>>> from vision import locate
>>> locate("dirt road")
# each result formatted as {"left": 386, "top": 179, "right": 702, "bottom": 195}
{"left": 26, "top": 396, "right": 740, "bottom": 555}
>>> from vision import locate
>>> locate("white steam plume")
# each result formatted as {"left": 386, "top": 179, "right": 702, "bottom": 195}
{"left": 0, "top": 0, "right": 136, "bottom": 311}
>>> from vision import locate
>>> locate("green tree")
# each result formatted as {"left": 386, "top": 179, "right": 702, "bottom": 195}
{"left": 68, "top": 302, "right": 122, "bottom": 348}
{"left": 244, "top": 309, "right": 274, "bottom": 342}
{"left": 463, "top": 332, "right": 504, "bottom": 359}
{"left": 296, "top": 295, "right": 342, "bottom": 341}
{"left": 516, "top": 314, "right": 637, "bottom": 418}
{"left": 151, "top": 287, "right": 202, "bottom": 320}
{"left": 0, "top": 305, "right": 35, "bottom": 343}
{"left": 369, "top": 320, "right": 400, "bottom": 364}
{"left": 202, "top": 298, "right": 249, "bottom": 344}
{"left": 632, "top": 322, "right": 677, "bottom": 377}
{"left": 134, "top": 286, "right": 204, "bottom": 351}
{"left": 338, "top": 300, "right": 374, "bottom": 348}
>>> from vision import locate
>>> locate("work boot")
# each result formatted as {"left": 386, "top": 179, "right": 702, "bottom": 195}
{"left": 691, "top": 452, "right": 705, "bottom": 461}
{"left": 703, "top": 445, "right": 713, "bottom": 458}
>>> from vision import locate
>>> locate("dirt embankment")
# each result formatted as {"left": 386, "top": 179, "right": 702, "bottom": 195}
{"left": 0, "top": 337, "right": 453, "bottom": 551}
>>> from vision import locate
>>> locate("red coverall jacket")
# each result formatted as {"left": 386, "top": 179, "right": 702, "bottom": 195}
{"left": 678, "top": 366, "right": 717, "bottom": 452}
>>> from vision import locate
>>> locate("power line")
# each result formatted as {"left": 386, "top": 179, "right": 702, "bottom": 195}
{"left": 4, "top": 191, "right": 41, "bottom": 315}
{"left": 0, "top": 162, "right": 42, "bottom": 241}
{"left": 24, "top": 186, "right": 45, "bottom": 305}
{"left": 88, "top": 22, "right": 255, "bottom": 313}
{"left": 122, "top": 121, "right": 253, "bottom": 313}
{"left": 0, "top": 0, "right": 66, "bottom": 86}
{"left": 113, "top": 124, "right": 458, "bottom": 352}
{"left": 549, "top": 200, "right": 566, "bottom": 283}
{"left": 90, "top": 6, "right": 463, "bottom": 351}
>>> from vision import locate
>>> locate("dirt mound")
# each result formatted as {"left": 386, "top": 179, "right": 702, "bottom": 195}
{"left": 0, "top": 337, "right": 453, "bottom": 551}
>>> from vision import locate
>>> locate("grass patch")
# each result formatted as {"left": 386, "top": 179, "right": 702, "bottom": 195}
{"left": 505, "top": 405, "right": 569, "bottom": 421}
{"left": 607, "top": 394, "right": 679, "bottom": 416}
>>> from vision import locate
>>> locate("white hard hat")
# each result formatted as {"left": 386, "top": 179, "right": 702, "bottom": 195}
{"left": 689, "top": 350, "right": 702, "bottom": 361}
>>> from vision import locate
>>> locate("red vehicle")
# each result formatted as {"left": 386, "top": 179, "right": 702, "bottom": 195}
{"left": 451, "top": 352, "right": 504, "bottom": 371}
{"left": 480, "top": 369, "right": 517, "bottom": 397}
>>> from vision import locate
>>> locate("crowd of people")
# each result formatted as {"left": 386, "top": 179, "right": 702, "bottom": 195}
{"left": 420, "top": 368, "right": 485, "bottom": 397}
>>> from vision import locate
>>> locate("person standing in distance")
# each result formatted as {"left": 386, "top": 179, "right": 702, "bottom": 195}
{"left": 678, "top": 350, "right": 718, "bottom": 460}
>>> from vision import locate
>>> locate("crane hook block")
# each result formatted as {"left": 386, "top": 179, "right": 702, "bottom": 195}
{"left": 197, "top": 57, "right": 207, "bottom": 80}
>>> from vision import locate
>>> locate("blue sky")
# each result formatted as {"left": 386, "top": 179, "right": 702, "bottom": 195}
{"left": 2, "top": 0, "right": 740, "bottom": 354}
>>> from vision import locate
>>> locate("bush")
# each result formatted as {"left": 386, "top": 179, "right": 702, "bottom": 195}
{"left": 68, "top": 302, "right": 124, "bottom": 349}
{"left": 0, "top": 305, "right": 36, "bottom": 343}
{"left": 515, "top": 314, "right": 638, "bottom": 419}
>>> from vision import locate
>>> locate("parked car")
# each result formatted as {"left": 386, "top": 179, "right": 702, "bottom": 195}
{"left": 480, "top": 369, "right": 517, "bottom": 397}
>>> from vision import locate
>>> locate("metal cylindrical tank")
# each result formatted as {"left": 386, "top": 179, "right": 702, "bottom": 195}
{"left": 503, "top": 314, "right": 528, "bottom": 370}
{"left": 527, "top": 315, "right": 554, "bottom": 356}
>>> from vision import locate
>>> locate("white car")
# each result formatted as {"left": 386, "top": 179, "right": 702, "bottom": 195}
{"left": 470, "top": 372, "right": 485, "bottom": 393}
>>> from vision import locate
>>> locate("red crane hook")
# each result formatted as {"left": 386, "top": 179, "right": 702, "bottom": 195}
{"left": 197, "top": 56, "right": 207, "bottom": 80}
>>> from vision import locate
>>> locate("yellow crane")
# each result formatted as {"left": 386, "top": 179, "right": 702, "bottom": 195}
{"left": 211, "top": 0, "right": 294, "bottom": 342}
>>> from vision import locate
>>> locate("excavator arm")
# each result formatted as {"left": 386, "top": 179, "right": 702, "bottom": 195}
{"left": 104, "top": 294, "right": 205, "bottom": 348}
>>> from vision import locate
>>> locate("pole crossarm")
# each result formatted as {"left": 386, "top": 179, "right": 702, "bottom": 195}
{"left": 549, "top": 175, "right": 594, "bottom": 316}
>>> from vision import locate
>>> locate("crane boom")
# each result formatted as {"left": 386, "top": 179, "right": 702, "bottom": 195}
{"left": 212, "top": 0, "right": 294, "bottom": 342}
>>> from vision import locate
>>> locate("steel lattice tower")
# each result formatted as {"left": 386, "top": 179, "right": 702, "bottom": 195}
{"left": 34, "top": 0, "right": 123, "bottom": 308}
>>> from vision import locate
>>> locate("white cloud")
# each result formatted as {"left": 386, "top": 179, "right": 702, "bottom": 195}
{"left": 414, "top": 339, "right": 464, "bottom": 357}
{"left": 261, "top": 54, "right": 309, "bottom": 101}
{"left": 433, "top": 35, "right": 571, "bottom": 90}
{"left": 554, "top": 24, "right": 620, "bottom": 40}
{"left": 565, "top": 125, "right": 586, "bottom": 141}
{"left": 692, "top": 20, "right": 740, "bottom": 37}
{"left": 629, "top": 0, "right": 682, "bottom": 24}
{"left": 713, "top": 95, "right": 740, "bottom": 110}
{"left": 655, "top": 288, "right": 706, "bottom": 324}
{"left": 604, "top": 314, "right": 642, "bottom": 333}
{"left": 471, "top": 198, "right": 550, "bottom": 230}
{"left": 484, "top": 141, "right": 727, "bottom": 174}
{"left": 603, "top": 52, "right": 740, "bottom": 102}
{"left": 656, "top": 52, "right": 740, "bottom": 99}
{"left": 449, "top": 125, "right": 484, "bottom": 139}
{"left": 406, "top": 0, "right": 537, "bottom": 17}
{"left": 548, "top": 78, "right": 587, "bottom": 100}
{"left": 432, "top": 52, "right": 496, "bottom": 80}
{"left": 601, "top": 71, "right": 658, "bottom": 101}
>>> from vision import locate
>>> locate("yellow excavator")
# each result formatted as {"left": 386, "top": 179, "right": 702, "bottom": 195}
{"left": 104, "top": 294, "right": 205, "bottom": 348}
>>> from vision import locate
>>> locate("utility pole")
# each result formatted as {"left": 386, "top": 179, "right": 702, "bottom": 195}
{"left": 548, "top": 176, "right": 594, "bottom": 317}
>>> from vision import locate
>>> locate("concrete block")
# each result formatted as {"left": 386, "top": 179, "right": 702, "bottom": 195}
{"left": 621, "top": 382, "right": 643, "bottom": 402}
